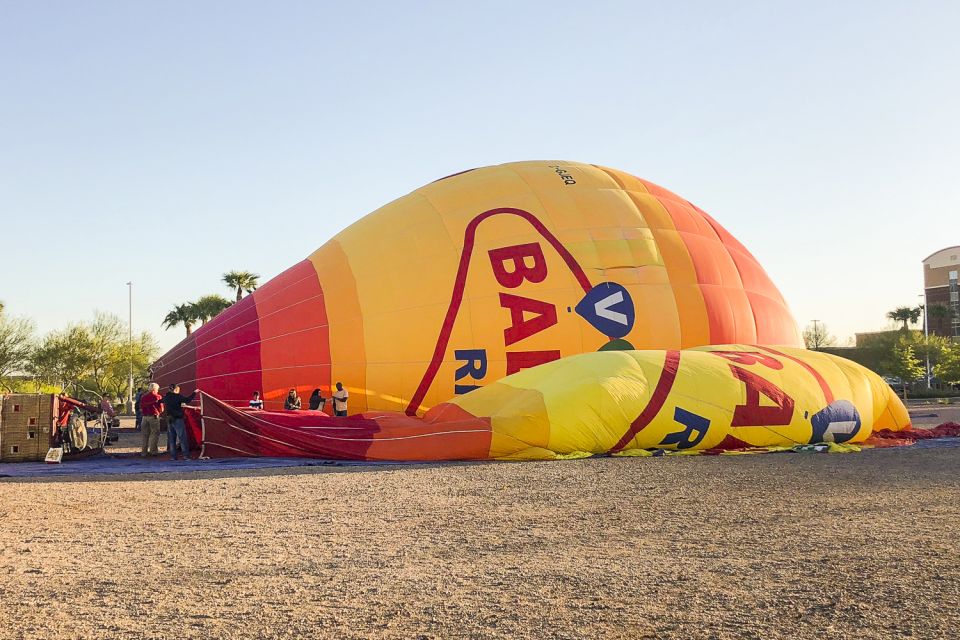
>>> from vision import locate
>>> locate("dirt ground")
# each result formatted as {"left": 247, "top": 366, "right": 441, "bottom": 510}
{"left": 2, "top": 441, "right": 959, "bottom": 639}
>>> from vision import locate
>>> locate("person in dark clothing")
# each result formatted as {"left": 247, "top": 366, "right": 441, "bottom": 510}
{"left": 162, "top": 384, "right": 198, "bottom": 461}
{"left": 308, "top": 388, "right": 325, "bottom": 412}
{"left": 134, "top": 386, "right": 144, "bottom": 430}
{"left": 284, "top": 388, "right": 301, "bottom": 411}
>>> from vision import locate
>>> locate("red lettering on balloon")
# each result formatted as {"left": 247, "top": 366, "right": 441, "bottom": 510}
{"left": 755, "top": 345, "right": 835, "bottom": 404}
{"left": 729, "top": 364, "right": 794, "bottom": 427}
{"left": 506, "top": 350, "right": 562, "bottom": 375}
{"left": 488, "top": 243, "right": 549, "bottom": 288}
{"left": 711, "top": 350, "right": 784, "bottom": 370}
{"left": 499, "top": 293, "right": 558, "bottom": 346}
{"left": 406, "top": 207, "right": 594, "bottom": 415}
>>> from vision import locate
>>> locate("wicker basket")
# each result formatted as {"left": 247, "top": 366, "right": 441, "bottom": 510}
{"left": 0, "top": 394, "right": 56, "bottom": 462}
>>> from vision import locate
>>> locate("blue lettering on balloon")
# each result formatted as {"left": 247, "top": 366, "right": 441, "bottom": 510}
{"left": 660, "top": 407, "right": 710, "bottom": 449}
{"left": 454, "top": 349, "right": 487, "bottom": 394}
{"left": 809, "top": 399, "right": 862, "bottom": 443}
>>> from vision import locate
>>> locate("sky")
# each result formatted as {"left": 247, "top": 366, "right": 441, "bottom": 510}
{"left": 1, "top": 0, "right": 958, "bottom": 353}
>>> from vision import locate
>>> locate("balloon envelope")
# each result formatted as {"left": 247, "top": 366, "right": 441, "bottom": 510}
{"left": 155, "top": 161, "right": 802, "bottom": 414}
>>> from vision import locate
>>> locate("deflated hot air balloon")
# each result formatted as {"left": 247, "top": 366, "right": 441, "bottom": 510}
{"left": 195, "top": 346, "right": 910, "bottom": 461}
{"left": 155, "top": 160, "right": 804, "bottom": 415}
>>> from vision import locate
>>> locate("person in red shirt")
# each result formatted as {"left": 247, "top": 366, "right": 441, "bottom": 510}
{"left": 139, "top": 382, "right": 164, "bottom": 457}
{"left": 56, "top": 394, "right": 95, "bottom": 428}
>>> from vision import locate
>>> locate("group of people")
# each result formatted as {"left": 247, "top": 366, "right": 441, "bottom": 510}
{"left": 124, "top": 382, "right": 350, "bottom": 462}
{"left": 136, "top": 382, "right": 198, "bottom": 461}
{"left": 249, "top": 383, "right": 349, "bottom": 416}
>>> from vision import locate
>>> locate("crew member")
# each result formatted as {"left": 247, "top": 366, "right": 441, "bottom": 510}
{"left": 139, "top": 383, "right": 164, "bottom": 457}
{"left": 332, "top": 382, "right": 349, "bottom": 417}
{"left": 162, "top": 383, "right": 198, "bottom": 461}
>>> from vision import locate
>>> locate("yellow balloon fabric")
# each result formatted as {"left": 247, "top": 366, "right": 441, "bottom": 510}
{"left": 445, "top": 345, "right": 910, "bottom": 460}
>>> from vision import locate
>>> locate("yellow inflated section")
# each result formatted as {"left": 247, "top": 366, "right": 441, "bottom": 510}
{"left": 448, "top": 345, "right": 910, "bottom": 460}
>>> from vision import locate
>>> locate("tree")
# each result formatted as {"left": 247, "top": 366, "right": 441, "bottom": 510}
{"left": 913, "top": 334, "right": 949, "bottom": 375}
{"left": 885, "top": 337, "right": 925, "bottom": 398}
{"left": 927, "top": 303, "right": 952, "bottom": 322}
{"left": 910, "top": 306, "right": 924, "bottom": 327}
{"left": 83, "top": 312, "right": 132, "bottom": 397}
{"left": 163, "top": 295, "right": 232, "bottom": 334}
{"left": 28, "top": 326, "right": 93, "bottom": 395}
{"left": 933, "top": 341, "right": 960, "bottom": 386}
{"left": 193, "top": 295, "right": 232, "bottom": 324}
{"left": 163, "top": 303, "right": 200, "bottom": 336}
{"left": 803, "top": 322, "right": 836, "bottom": 350}
{"left": 0, "top": 313, "right": 34, "bottom": 391}
{"left": 223, "top": 270, "right": 260, "bottom": 302}
{"left": 26, "top": 313, "right": 158, "bottom": 399}
{"left": 926, "top": 303, "right": 954, "bottom": 334}
{"left": 887, "top": 305, "right": 923, "bottom": 331}
{"left": 103, "top": 331, "right": 158, "bottom": 399}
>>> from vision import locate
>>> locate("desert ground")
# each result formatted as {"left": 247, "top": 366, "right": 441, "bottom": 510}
{"left": 2, "top": 420, "right": 959, "bottom": 640}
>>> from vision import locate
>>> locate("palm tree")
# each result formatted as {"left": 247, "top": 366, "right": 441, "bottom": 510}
{"left": 162, "top": 303, "right": 200, "bottom": 336}
{"left": 887, "top": 306, "right": 922, "bottom": 331}
{"left": 910, "top": 306, "right": 923, "bottom": 326}
{"left": 223, "top": 270, "right": 260, "bottom": 302}
{"left": 927, "top": 303, "right": 953, "bottom": 333}
{"left": 193, "top": 294, "right": 232, "bottom": 324}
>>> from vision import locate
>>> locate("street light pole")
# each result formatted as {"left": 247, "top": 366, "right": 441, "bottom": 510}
{"left": 920, "top": 292, "right": 931, "bottom": 388}
{"left": 127, "top": 281, "right": 134, "bottom": 413}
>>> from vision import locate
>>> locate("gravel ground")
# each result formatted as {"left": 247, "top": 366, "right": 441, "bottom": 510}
{"left": 1, "top": 444, "right": 959, "bottom": 639}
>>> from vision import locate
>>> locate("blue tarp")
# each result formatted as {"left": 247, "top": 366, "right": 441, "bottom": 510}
{"left": 1, "top": 437, "right": 957, "bottom": 480}
{"left": 0, "top": 454, "right": 359, "bottom": 479}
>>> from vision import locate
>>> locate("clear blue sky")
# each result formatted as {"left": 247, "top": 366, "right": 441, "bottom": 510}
{"left": 2, "top": 0, "right": 958, "bottom": 352}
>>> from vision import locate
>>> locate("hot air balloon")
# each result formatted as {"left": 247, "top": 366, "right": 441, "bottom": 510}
{"left": 154, "top": 160, "right": 803, "bottom": 417}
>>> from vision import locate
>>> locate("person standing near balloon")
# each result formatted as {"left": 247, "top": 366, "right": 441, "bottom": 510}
{"left": 139, "top": 383, "right": 164, "bottom": 457}
{"left": 162, "top": 383, "right": 198, "bottom": 461}
{"left": 134, "top": 385, "right": 144, "bottom": 430}
{"left": 284, "top": 388, "right": 302, "bottom": 410}
{"left": 332, "top": 382, "right": 349, "bottom": 417}
{"left": 308, "top": 388, "right": 325, "bottom": 412}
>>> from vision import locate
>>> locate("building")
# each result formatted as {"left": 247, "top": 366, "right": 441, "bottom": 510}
{"left": 923, "top": 246, "right": 960, "bottom": 339}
